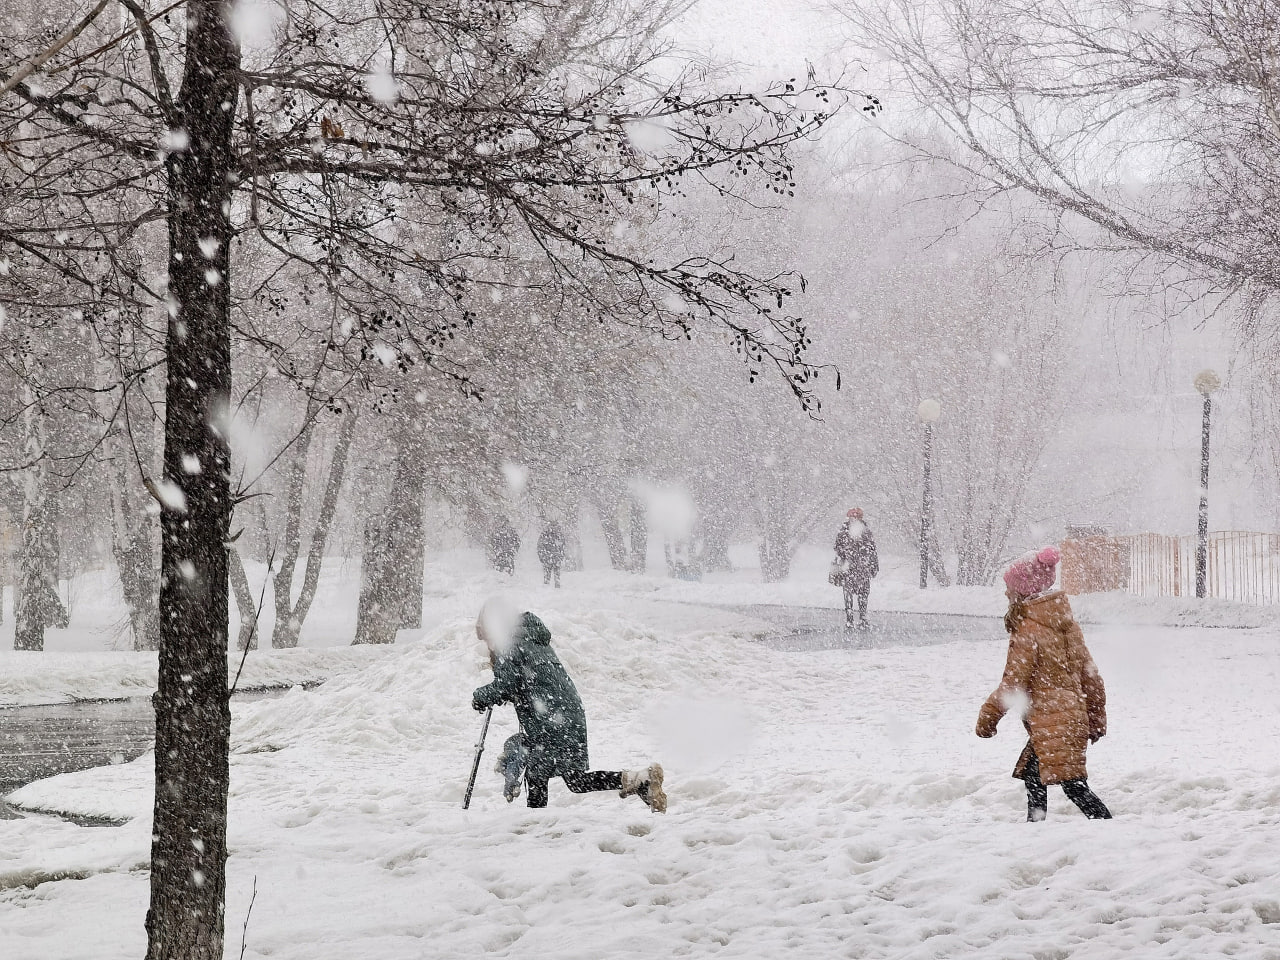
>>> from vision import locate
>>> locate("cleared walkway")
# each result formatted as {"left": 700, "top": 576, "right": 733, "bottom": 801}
{"left": 725, "top": 603, "right": 1005, "bottom": 651}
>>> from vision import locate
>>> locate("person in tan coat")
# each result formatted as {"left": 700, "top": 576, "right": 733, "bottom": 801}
{"left": 976, "top": 546, "right": 1112, "bottom": 821}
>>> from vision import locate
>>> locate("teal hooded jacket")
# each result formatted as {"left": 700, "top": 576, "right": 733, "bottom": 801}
{"left": 472, "top": 612, "right": 590, "bottom": 778}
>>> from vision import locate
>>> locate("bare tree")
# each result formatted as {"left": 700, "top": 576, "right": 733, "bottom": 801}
{"left": 3, "top": 3, "right": 850, "bottom": 956}
{"left": 269, "top": 405, "right": 357, "bottom": 647}
{"left": 840, "top": 0, "right": 1280, "bottom": 302}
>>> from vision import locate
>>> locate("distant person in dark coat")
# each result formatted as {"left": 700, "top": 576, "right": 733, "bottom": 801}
{"left": 489, "top": 516, "right": 520, "bottom": 575}
{"left": 471, "top": 600, "right": 666, "bottom": 811}
{"left": 537, "top": 520, "right": 566, "bottom": 588}
{"left": 833, "top": 507, "right": 879, "bottom": 629}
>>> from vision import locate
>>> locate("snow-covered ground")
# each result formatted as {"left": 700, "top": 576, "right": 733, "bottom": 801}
{"left": 5, "top": 544, "right": 1269, "bottom": 708}
{"left": 3, "top": 552, "right": 1280, "bottom": 959}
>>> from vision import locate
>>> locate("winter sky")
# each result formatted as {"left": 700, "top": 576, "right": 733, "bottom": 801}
{"left": 675, "top": 0, "right": 838, "bottom": 76}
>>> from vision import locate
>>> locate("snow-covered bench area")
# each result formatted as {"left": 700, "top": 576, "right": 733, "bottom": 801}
{"left": 3, "top": 566, "right": 1279, "bottom": 959}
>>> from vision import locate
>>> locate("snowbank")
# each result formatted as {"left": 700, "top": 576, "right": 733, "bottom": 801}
{"left": 1070, "top": 591, "right": 1277, "bottom": 629}
{"left": 0, "top": 647, "right": 393, "bottom": 708}
{"left": 5, "top": 596, "right": 1280, "bottom": 959}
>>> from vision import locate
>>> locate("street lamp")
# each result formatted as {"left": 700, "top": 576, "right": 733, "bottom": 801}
{"left": 1193, "top": 370, "right": 1220, "bottom": 599}
{"left": 917, "top": 399, "right": 941, "bottom": 589}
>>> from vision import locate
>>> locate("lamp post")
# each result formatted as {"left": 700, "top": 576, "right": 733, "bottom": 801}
{"left": 917, "top": 399, "right": 941, "bottom": 589}
{"left": 1193, "top": 369, "right": 1221, "bottom": 600}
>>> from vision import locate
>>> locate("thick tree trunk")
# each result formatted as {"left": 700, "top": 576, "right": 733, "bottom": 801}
{"left": 398, "top": 476, "right": 427, "bottom": 628}
{"left": 955, "top": 543, "right": 990, "bottom": 587}
{"left": 560, "top": 501, "right": 583, "bottom": 572}
{"left": 598, "top": 499, "right": 628, "bottom": 570}
{"left": 354, "top": 417, "right": 425, "bottom": 645}
{"left": 387, "top": 417, "right": 426, "bottom": 629}
{"left": 15, "top": 496, "right": 67, "bottom": 650}
{"left": 701, "top": 526, "right": 732, "bottom": 573}
{"left": 354, "top": 516, "right": 391, "bottom": 644}
{"left": 114, "top": 527, "right": 161, "bottom": 650}
{"left": 697, "top": 501, "right": 735, "bottom": 573}
{"left": 145, "top": 6, "right": 239, "bottom": 960}
{"left": 758, "top": 544, "right": 792, "bottom": 582}
{"left": 272, "top": 409, "right": 357, "bottom": 648}
{"left": 96, "top": 275, "right": 162, "bottom": 650}
{"left": 758, "top": 514, "right": 793, "bottom": 583}
{"left": 103, "top": 407, "right": 161, "bottom": 650}
{"left": 14, "top": 383, "right": 67, "bottom": 651}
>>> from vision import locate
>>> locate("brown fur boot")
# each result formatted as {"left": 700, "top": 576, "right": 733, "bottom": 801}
{"left": 620, "top": 763, "right": 667, "bottom": 813}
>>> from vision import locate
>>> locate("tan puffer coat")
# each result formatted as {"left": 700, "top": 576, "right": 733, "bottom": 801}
{"left": 976, "top": 591, "right": 1107, "bottom": 784}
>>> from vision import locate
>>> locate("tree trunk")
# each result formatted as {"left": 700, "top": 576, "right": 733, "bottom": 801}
{"left": 103, "top": 401, "right": 161, "bottom": 651}
{"left": 270, "top": 411, "right": 317, "bottom": 648}
{"left": 701, "top": 525, "right": 732, "bottom": 573}
{"left": 272, "top": 408, "right": 357, "bottom": 648}
{"left": 113, "top": 525, "right": 161, "bottom": 650}
{"left": 758, "top": 513, "right": 793, "bottom": 583}
{"left": 598, "top": 499, "right": 628, "bottom": 570}
{"left": 14, "top": 382, "right": 67, "bottom": 651}
{"left": 354, "top": 516, "right": 391, "bottom": 645}
{"left": 15, "top": 497, "right": 66, "bottom": 650}
{"left": 354, "top": 417, "right": 425, "bottom": 645}
{"left": 95, "top": 273, "right": 161, "bottom": 651}
{"left": 392, "top": 432, "right": 427, "bottom": 630}
{"left": 561, "top": 502, "right": 583, "bottom": 572}
{"left": 758, "top": 543, "right": 792, "bottom": 582}
{"left": 928, "top": 531, "right": 953, "bottom": 588}
{"left": 145, "top": 6, "right": 239, "bottom": 960}
{"left": 228, "top": 548, "right": 259, "bottom": 651}
{"left": 955, "top": 543, "right": 988, "bottom": 587}
{"left": 628, "top": 498, "right": 647, "bottom": 573}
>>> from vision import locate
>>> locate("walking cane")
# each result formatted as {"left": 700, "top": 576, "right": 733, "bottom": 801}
{"left": 462, "top": 707, "right": 494, "bottom": 809}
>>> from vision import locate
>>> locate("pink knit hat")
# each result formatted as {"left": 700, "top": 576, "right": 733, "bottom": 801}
{"left": 1003, "top": 546, "right": 1061, "bottom": 596}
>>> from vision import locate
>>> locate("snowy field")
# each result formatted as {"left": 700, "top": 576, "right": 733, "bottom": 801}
{"left": 3, "top": 552, "right": 1280, "bottom": 959}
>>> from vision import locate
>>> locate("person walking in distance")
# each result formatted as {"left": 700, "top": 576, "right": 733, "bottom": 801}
{"left": 489, "top": 516, "right": 520, "bottom": 576}
{"left": 537, "top": 520, "right": 566, "bottom": 588}
{"left": 471, "top": 598, "right": 666, "bottom": 811}
{"left": 976, "top": 546, "right": 1112, "bottom": 822}
{"left": 833, "top": 508, "right": 879, "bottom": 629}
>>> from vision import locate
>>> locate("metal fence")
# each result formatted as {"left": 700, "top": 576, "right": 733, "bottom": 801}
{"left": 1116, "top": 532, "right": 1280, "bottom": 605}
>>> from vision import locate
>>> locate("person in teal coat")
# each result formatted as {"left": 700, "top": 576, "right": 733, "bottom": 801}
{"left": 472, "top": 602, "right": 666, "bottom": 811}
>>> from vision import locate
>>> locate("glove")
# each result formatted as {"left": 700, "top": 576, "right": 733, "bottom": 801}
{"left": 471, "top": 693, "right": 487, "bottom": 713}
{"left": 975, "top": 704, "right": 999, "bottom": 739}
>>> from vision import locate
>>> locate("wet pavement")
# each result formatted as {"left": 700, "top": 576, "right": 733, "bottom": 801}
{"left": 0, "top": 688, "right": 303, "bottom": 821}
{"left": 725, "top": 604, "right": 1005, "bottom": 652}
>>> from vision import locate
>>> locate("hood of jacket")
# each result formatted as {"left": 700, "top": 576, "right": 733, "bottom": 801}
{"left": 1021, "top": 591, "right": 1075, "bottom": 632}
{"left": 519, "top": 611, "right": 552, "bottom": 646}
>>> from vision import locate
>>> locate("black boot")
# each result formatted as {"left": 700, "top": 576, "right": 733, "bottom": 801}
{"left": 1026, "top": 783, "right": 1048, "bottom": 822}
{"left": 1062, "top": 780, "right": 1112, "bottom": 819}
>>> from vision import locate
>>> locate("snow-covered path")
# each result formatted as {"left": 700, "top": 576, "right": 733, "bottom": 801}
{"left": 3, "top": 587, "right": 1280, "bottom": 959}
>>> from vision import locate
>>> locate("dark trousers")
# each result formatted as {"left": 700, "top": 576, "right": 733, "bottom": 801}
{"left": 1022, "top": 750, "right": 1112, "bottom": 821}
{"left": 843, "top": 580, "right": 869, "bottom": 625}
{"left": 526, "top": 770, "right": 623, "bottom": 808}
{"left": 542, "top": 563, "right": 561, "bottom": 588}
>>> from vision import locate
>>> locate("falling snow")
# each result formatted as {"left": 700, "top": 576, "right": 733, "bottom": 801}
{"left": 2, "top": 1, "right": 1279, "bottom": 958}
